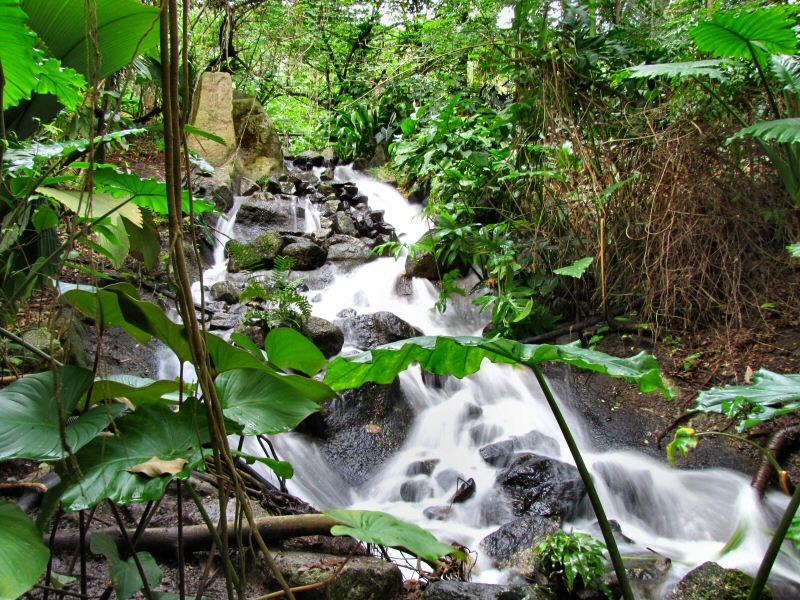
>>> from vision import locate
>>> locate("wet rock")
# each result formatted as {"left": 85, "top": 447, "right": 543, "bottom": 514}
{"left": 321, "top": 147, "right": 338, "bottom": 166}
{"left": 464, "top": 403, "right": 483, "bottom": 420}
{"left": 423, "top": 505, "right": 452, "bottom": 521}
{"left": 615, "top": 552, "right": 671, "bottom": 600}
{"left": 320, "top": 380, "right": 414, "bottom": 485}
{"left": 326, "top": 236, "right": 373, "bottom": 262}
{"left": 400, "top": 479, "right": 433, "bottom": 502}
{"left": 336, "top": 311, "right": 423, "bottom": 350}
{"left": 281, "top": 240, "right": 327, "bottom": 270}
{"left": 288, "top": 172, "right": 318, "bottom": 194}
{"left": 226, "top": 231, "right": 283, "bottom": 272}
{"left": 481, "top": 515, "right": 560, "bottom": 564}
{"left": 450, "top": 477, "right": 476, "bottom": 503}
{"left": 406, "top": 459, "right": 439, "bottom": 476}
{"left": 301, "top": 316, "right": 344, "bottom": 358}
{"left": 239, "top": 177, "right": 260, "bottom": 195}
{"left": 322, "top": 199, "right": 342, "bottom": 215}
{"left": 497, "top": 453, "right": 587, "bottom": 520}
{"left": 187, "top": 72, "right": 236, "bottom": 167}
{"left": 422, "top": 581, "right": 554, "bottom": 600}
{"left": 231, "top": 94, "right": 283, "bottom": 181}
{"left": 261, "top": 551, "right": 402, "bottom": 600}
{"left": 294, "top": 150, "right": 326, "bottom": 168}
{"left": 434, "top": 469, "right": 465, "bottom": 492}
{"left": 469, "top": 423, "right": 503, "bottom": 445}
{"left": 669, "top": 562, "right": 771, "bottom": 599}
{"left": 209, "top": 304, "right": 246, "bottom": 330}
{"left": 210, "top": 280, "right": 239, "bottom": 304}
{"left": 395, "top": 274, "right": 414, "bottom": 297}
{"left": 263, "top": 175, "right": 296, "bottom": 196}
{"left": 480, "top": 440, "right": 516, "bottom": 468}
{"left": 480, "top": 432, "right": 561, "bottom": 468}
{"left": 332, "top": 212, "right": 358, "bottom": 237}
{"left": 232, "top": 322, "right": 265, "bottom": 349}
{"left": 235, "top": 194, "right": 303, "bottom": 237}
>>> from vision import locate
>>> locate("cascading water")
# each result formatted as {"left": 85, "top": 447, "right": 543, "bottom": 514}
{"left": 182, "top": 165, "right": 798, "bottom": 597}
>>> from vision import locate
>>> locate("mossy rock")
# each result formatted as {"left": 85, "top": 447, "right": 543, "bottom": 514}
{"left": 670, "top": 562, "right": 771, "bottom": 600}
{"left": 226, "top": 231, "right": 283, "bottom": 272}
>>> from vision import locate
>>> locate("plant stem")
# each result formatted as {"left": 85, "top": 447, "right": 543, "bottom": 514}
{"left": 695, "top": 431, "right": 784, "bottom": 477}
{"left": 108, "top": 501, "right": 155, "bottom": 600}
{"left": 531, "top": 365, "right": 635, "bottom": 600}
{"left": 747, "top": 482, "right": 800, "bottom": 600}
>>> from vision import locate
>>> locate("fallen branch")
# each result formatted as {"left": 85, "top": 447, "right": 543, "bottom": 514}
{"left": 48, "top": 513, "right": 341, "bottom": 556}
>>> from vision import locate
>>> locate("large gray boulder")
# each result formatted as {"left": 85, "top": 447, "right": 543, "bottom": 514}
{"left": 497, "top": 453, "right": 587, "bottom": 520}
{"left": 234, "top": 194, "right": 303, "bottom": 240}
{"left": 335, "top": 311, "right": 423, "bottom": 350}
{"left": 422, "top": 581, "right": 554, "bottom": 600}
{"left": 319, "top": 380, "right": 414, "bottom": 485}
{"left": 226, "top": 231, "right": 283, "bottom": 272}
{"left": 259, "top": 551, "right": 402, "bottom": 600}
{"left": 231, "top": 93, "right": 283, "bottom": 181}
{"left": 325, "top": 235, "right": 373, "bottom": 262}
{"left": 669, "top": 562, "right": 771, "bottom": 599}
{"left": 281, "top": 240, "right": 327, "bottom": 270}
{"left": 480, "top": 515, "right": 560, "bottom": 565}
{"left": 302, "top": 316, "right": 344, "bottom": 358}
{"left": 187, "top": 72, "right": 236, "bottom": 168}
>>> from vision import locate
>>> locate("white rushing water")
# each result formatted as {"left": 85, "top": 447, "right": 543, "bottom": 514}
{"left": 181, "top": 165, "right": 798, "bottom": 597}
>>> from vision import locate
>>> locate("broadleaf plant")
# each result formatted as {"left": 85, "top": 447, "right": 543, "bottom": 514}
{"left": 0, "top": 502, "right": 50, "bottom": 599}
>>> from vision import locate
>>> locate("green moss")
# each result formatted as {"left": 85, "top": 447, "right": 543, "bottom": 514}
{"left": 226, "top": 232, "right": 283, "bottom": 272}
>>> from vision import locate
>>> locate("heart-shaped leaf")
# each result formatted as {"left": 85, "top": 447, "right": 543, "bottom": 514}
{"left": 0, "top": 502, "right": 50, "bottom": 600}
{"left": 265, "top": 328, "right": 327, "bottom": 376}
{"left": 60, "top": 401, "right": 209, "bottom": 511}
{"left": 0, "top": 366, "right": 126, "bottom": 460}
{"left": 90, "top": 532, "right": 162, "bottom": 600}
{"left": 216, "top": 368, "right": 321, "bottom": 436}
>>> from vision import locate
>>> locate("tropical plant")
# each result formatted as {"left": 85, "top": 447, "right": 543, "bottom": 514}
{"left": 240, "top": 255, "right": 312, "bottom": 331}
{"left": 626, "top": 6, "right": 800, "bottom": 204}
{"left": 533, "top": 530, "right": 610, "bottom": 598}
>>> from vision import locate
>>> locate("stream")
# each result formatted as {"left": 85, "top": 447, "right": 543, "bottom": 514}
{"left": 165, "top": 165, "right": 800, "bottom": 597}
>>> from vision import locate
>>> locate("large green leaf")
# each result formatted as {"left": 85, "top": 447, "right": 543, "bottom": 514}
{"left": 554, "top": 256, "right": 593, "bottom": 278}
{"left": 22, "top": 0, "right": 160, "bottom": 81}
{"left": 771, "top": 54, "right": 800, "bottom": 99}
{"left": 324, "top": 336, "right": 673, "bottom": 399}
{"left": 625, "top": 60, "right": 728, "bottom": 81}
{"left": 3, "top": 129, "right": 147, "bottom": 173}
{"left": 0, "top": 502, "right": 50, "bottom": 600}
{"left": 0, "top": 367, "right": 126, "bottom": 460}
{"left": 0, "top": 0, "right": 85, "bottom": 110}
{"left": 90, "top": 532, "right": 162, "bottom": 600}
{"left": 37, "top": 187, "right": 142, "bottom": 227}
{"left": 325, "top": 509, "right": 463, "bottom": 562}
{"left": 216, "top": 368, "right": 321, "bottom": 435}
{"left": 691, "top": 369, "right": 800, "bottom": 430}
{"left": 265, "top": 328, "right": 328, "bottom": 376}
{"left": 92, "top": 167, "right": 215, "bottom": 215}
{"left": 92, "top": 375, "right": 179, "bottom": 407}
{"left": 60, "top": 402, "right": 209, "bottom": 511}
{"left": 729, "top": 118, "right": 800, "bottom": 144}
{"left": 691, "top": 8, "right": 798, "bottom": 61}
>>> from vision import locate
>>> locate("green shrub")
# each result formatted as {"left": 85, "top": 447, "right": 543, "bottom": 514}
{"left": 534, "top": 530, "right": 610, "bottom": 598}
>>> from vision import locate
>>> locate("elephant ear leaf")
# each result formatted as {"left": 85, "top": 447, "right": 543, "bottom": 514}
{"left": 59, "top": 401, "right": 209, "bottom": 511}
{"left": 324, "top": 336, "right": 673, "bottom": 399}
{"left": 0, "top": 366, "right": 126, "bottom": 460}
{"left": 0, "top": 502, "right": 50, "bottom": 600}
{"left": 691, "top": 369, "right": 800, "bottom": 430}
{"left": 324, "top": 509, "right": 465, "bottom": 562}
{"left": 691, "top": 8, "right": 798, "bottom": 62}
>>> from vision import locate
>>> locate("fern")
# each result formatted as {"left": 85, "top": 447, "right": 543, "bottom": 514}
{"left": 239, "top": 256, "right": 311, "bottom": 330}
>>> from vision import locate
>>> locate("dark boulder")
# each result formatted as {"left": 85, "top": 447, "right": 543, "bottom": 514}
{"left": 480, "top": 432, "right": 561, "bottom": 468}
{"left": 480, "top": 515, "right": 560, "bottom": 564}
{"left": 301, "top": 316, "right": 344, "bottom": 358}
{"left": 234, "top": 193, "right": 303, "bottom": 239}
{"left": 336, "top": 311, "right": 423, "bottom": 350}
{"left": 319, "top": 380, "right": 414, "bottom": 485}
{"left": 497, "top": 453, "right": 587, "bottom": 520}
{"left": 406, "top": 459, "right": 439, "bottom": 476}
{"left": 326, "top": 235, "right": 373, "bottom": 262}
{"left": 400, "top": 479, "right": 433, "bottom": 502}
{"left": 210, "top": 280, "right": 239, "bottom": 304}
{"left": 281, "top": 240, "right": 327, "bottom": 270}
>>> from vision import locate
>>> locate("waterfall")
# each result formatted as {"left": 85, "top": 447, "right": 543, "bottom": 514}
{"left": 170, "top": 166, "right": 799, "bottom": 596}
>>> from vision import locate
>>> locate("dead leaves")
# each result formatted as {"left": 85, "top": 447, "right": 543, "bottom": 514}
{"left": 128, "top": 456, "right": 188, "bottom": 478}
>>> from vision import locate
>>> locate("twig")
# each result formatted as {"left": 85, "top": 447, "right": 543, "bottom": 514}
{"left": 0, "top": 326, "right": 63, "bottom": 366}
